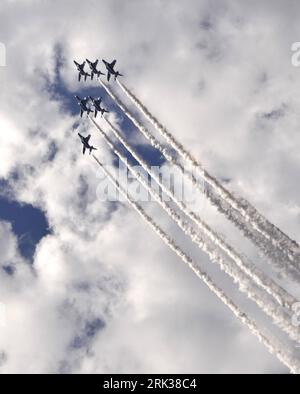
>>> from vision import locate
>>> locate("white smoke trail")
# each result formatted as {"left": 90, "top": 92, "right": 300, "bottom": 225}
{"left": 92, "top": 154, "right": 300, "bottom": 374}
{"left": 102, "top": 117, "right": 297, "bottom": 310}
{"left": 116, "top": 79, "right": 300, "bottom": 269}
{"left": 99, "top": 79, "right": 174, "bottom": 162}
{"left": 207, "top": 188, "right": 300, "bottom": 279}
{"left": 91, "top": 118, "right": 300, "bottom": 342}
{"left": 100, "top": 79, "right": 300, "bottom": 277}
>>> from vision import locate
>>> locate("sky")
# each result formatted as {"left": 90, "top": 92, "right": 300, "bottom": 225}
{"left": 0, "top": 0, "right": 300, "bottom": 373}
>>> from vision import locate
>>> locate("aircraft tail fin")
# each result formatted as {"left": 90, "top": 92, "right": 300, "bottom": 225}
{"left": 115, "top": 72, "right": 123, "bottom": 80}
{"left": 89, "top": 147, "right": 97, "bottom": 154}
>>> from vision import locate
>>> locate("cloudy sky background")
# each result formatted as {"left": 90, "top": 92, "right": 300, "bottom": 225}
{"left": 0, "top": 0, "right": 300, "bottom": 373}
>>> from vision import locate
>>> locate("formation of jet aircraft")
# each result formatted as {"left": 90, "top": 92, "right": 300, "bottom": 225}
{"left": 73, "top": 58, "right": 123, "bottom": 82}
{"left": 78, "top": 133, "right": 97, "bottom": 155}
{"left": 74, "top": 58, "right": 122, "bottom": 154}
{"left": 74, "top": 95, "right": 109, "bottom": 119}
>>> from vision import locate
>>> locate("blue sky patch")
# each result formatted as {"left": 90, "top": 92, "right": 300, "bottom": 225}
{"left": 0, "top": 194, "right": 50, "bottom": 261}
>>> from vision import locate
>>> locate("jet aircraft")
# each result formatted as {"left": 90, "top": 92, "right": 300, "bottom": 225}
{"left": 86, "top": 59, "right": 105, "bottom": 80}
{"left": 74, "top": 60, "right": 90, "bottom": 82}
{"left": 75, "top": 95, "right": 93, "bottom": 117}
{"left": 102, "top": 59, "right": 123, "bottom": 81}
{"left": 78, "top": 133, "right": 97, "bottom": 155}
{"left": 89, "top": 96, "right": 109, "bottom": 118}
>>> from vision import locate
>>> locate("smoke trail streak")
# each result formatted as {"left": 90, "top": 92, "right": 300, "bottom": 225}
{"left": 92, "top": 154, "right": 300, "bottom": 374}
{"left": 90, "top": 118, "right": 300, "bottom": 342}
{"left": 100, "top": 79, "right": 299, "bottom": 277}
{"left": 116, "top": 79, "right": 300, "bottom": 268}
{"left": 101, "top": 117, "right": 297, "bottom": 310}
{"left": 206, "top": 188, "right": 300, "bottom": 280}
{"left": 99, "top": 79, "right": 175, "bottom": 162}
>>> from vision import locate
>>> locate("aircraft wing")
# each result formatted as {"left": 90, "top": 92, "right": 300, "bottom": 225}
{"left": 107, "top": 72, "right": 111, "bottom": 82}
{"left": 78, "top": 73, "right": 81, "bottom": 82}
{"left": 83, "top": 145, "right": 86, "bottom": 155}
{"left": 110, "top": 60, "right": 116, "bottom": 68}
{"left": 86, "top": 135, "right": 91, "bottom": 142}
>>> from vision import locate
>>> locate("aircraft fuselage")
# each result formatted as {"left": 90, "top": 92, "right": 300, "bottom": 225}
{"left": 102, "top": 61, "right": 115, "bottom": 75}
{"left": 78, "top": 134, "right": 90, "bottom": 149}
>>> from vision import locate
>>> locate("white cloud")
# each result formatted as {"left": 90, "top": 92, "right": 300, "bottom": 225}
{"left": 0, "top": 0, "right": 298, "bottom": 373}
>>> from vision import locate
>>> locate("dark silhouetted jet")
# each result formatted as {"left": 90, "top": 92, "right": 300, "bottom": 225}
{"left": 74, "top": 60, "right": 90, "bottom": 82}
{"left": 102, "top": 59, "right": 123, "bottom": 82}
{"left": 89, "top": 96, "right": 109, "bottom": 118}
{"left": 78, "top": 133, "right": 97, "bottom": 155}
{"left": 85, "top": 59, "right": 105, "bottom": 80}
{"left": 75, "top": 95, "right": 93, "bottom": 117}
